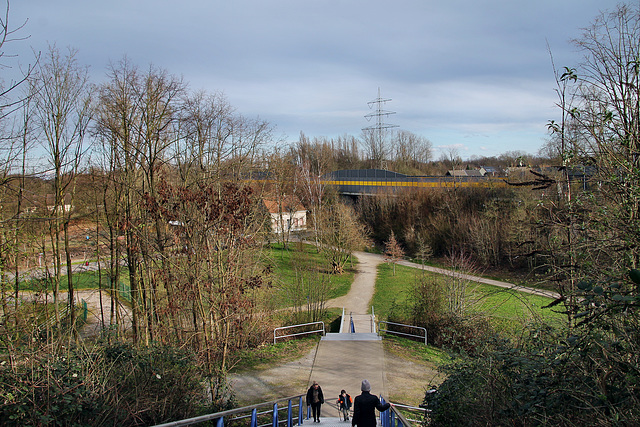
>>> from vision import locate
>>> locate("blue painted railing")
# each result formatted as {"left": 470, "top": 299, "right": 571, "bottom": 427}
{"left": 152, "top": 393, "right": 414, "bottom": 426}
{"left": 379, "top": 396, "right": 414, "bottom": 427}
{"left": 152, "top": 394, "right": 308, "bottom": 427}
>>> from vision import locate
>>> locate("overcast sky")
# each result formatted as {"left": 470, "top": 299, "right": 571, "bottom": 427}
{"left": 7, "top": 0, "right": 621, "bottom": 159}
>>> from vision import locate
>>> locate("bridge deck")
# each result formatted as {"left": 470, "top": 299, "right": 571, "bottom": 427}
{"left": 308, "top": 335, "right": 386, "bottom": 420}
{"left": 302, "top": 416, "right": 348, "bottom": 426}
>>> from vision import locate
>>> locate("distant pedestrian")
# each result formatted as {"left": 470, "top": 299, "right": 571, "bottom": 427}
{"left": 338, "top": 389, "right": 352, "bottom": 421}
{"left": 351, "top": 379, "right": 391, "bottom": 427}
{"left": 306, "top": 381, "right": 325, "bottom": 423}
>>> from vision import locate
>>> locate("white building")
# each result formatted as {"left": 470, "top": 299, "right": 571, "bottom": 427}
{"left": 263, "top": 196, "right": 307, "bottom": 234}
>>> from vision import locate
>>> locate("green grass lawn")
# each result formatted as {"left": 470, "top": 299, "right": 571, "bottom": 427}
{"left": 231, "top": 335, "right": 320, "bottom": 372}
{"left": 373, "top": 262, "right": 564, "bottom": 335}
{"left": 264, "top": 243, "right": 355, "bottom": 305}
{"left": 383, "top": 334, "right": 450, "bottom": 366}
{"left": 371, "top": 262, "right": 416, "bottom": 317}
{"left": 15, "top": 243, "right": 354, "bottom": 307}
{"left": 17, "top": 270, "right": 109, "bottom": 292}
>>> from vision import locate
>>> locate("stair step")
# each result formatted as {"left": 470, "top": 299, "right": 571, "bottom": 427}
{"left": 322, "top": 333, "right": 381, "bottom": 341}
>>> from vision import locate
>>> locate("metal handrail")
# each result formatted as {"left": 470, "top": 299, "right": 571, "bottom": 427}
{"left": 387, "top": 402, "right": 429, "bottom": 424}
{"left": 378, "top": 321, "right": 427, "bottom": 345}
{"left": 371, "top": 306, "right": 376, "bottom": 333}
{"left": 379, "top": 396, "right": 417, "bottom": 427}
{"left": 273, "top": 321, "right": 325, "bottom": 344}
{"left": 40, "top": 298, "right": 88, "bottom": 331}
{"left": 152, "top": 394, "right": 307, "bottom": 427}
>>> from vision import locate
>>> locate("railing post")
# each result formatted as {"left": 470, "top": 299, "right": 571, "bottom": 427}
{"left": 371, "top": 306, "right": 376, "bottom": 333}
{"left": 216, "top": 416, "right": 224, "bottom": 427}
{"left": 251, "top": 408, "right": 258, "bottom": 427}
{"left": 273, "top": 403, "right": 278, "bottom": 427}
{"left": 379, "top": 396, "right": 388, "bottom": 427}
{"left": 288, "top": 399, "right": 293, "bottom": 427}
{"left": 298, "top": 396, "right": 304, "bottom": 425}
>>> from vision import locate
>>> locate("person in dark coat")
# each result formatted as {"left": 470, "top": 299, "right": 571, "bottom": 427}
{"left": 351, "top": 379, "right": 391, "bottom": 427}
{"left": 338, "top": 389, "right": 352, "bottom": 421}
{"left": 306, "top": 381, "right": 324, "bottom": 422}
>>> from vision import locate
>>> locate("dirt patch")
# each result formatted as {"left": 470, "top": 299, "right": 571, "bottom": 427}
{"left": 384, "top": 352, "right": 442, "bottom": 407}
{"left": 229, "top": 345, "right": 317, "bottom": 405}
{"left": 229, "top": 342, "right": 443, "bottom": 408}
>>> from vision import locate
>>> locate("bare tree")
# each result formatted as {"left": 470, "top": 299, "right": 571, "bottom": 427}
{"left": 292, "top": 133, "right": 331, "bottom": 249}
{"left": 177, "top": 89, "right": 270, "bottom": 186}
{"left": 0, "top": 0, "right": 36, "bottom": 118}
{"left": 33, "top": 44, "right": 92, "bottom": 335}
{"left": 384, "top": 230, "right": 404, "bottom": 276}
{"left": 318, "top": 202, "right": 368, "bottom": 274}
{"left": 94, "top": 57, "right": 142, "bottom": 340}
{"left": 361, "top": 128, "right": 389, "bottom": 168}
{"left": 540, "top": 4, "right": 640, "bottom": 324}
{"left": 0, "top": 0, "right": 37, "bottom": 327}
{"left": 442, "top": 251, "right": 482, "bottom": 318}
{"left": 265, "top": 148, "right": 300, "bottom": 248}
{"left": 392, "top": 130, "right": 432, "bottom": 173}
{"left": 177, "top": 90, "right": 235, "bottom": 184}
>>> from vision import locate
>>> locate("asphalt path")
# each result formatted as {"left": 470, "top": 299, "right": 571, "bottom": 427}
{"left": 326, "top": 251, "right": 560, "bottom": 318}
{"left": 394, "top": 257, "right": 561, "bottom": 299}
{"left": 231, "top": 250, "right": 441, "bottom": 407}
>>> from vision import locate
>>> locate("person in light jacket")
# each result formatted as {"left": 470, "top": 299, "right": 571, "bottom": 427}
{"left": 306, "top": 381, "right": 324, "bottom": 422}
{"left": 352, "top": 380, "right": 391, "bottom": 427}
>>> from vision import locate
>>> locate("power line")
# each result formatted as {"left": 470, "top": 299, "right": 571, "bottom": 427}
{"left": 362, "top": 87, "right": 398, "bottom": 134}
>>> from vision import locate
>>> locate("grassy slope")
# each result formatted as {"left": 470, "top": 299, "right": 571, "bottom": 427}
{"left": 265, "top": 243, "right": 354, "bottom": 304}
{"left": 372, "top": 262, "right": 564, "bottom": 335}
{"left": 16, "top": 243, "right": 354, "bottom": 301}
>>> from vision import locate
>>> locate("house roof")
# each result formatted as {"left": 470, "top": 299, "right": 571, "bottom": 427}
{"left": 46, "top": 193, "right": 73, "bottom": 206}
{"left": 480, "top": 166, "right": 501, "bottom": 174}
{"left": 447, "top": 169, "right": 484, "bottom": 177}
{"left": 263, "top": 196, "right": 306, "bottom": 214}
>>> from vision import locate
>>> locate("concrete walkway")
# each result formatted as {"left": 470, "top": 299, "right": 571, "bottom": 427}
{"left": 303, "top": 250, "right": 558, "bottom": 415}
{"left": 304, "top": 251, "right": 388, "bottom": 420}
{"left": 304, "top": 417, "right": 348, "bottom": 427}
{"left": 308, "top": 335, "right": 386, "bottom": 420}
{"left": 231, "top": 251, "right": 402, "bottom": 408}
{"left": 231, "top": 248, "right": 556, "bottom": 408}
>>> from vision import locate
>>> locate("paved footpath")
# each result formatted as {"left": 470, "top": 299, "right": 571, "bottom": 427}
{"left": 326, "top": 252, "right": 383, "bottom": 333}
{"left": 233, "top": 250, "right": 553, "bottom": 408}
{"left": 301, "top": 250, "right": 558, "bottom": 414}
{"left": 395, "top": 258, "right": 560, "bottom": 299}
{"left": 306, "top": 251, "right": 388, "bottom": 421}
{"left": 231, "top": 251, "right": 393, "bottom": 408}
{"left": 303, "top": 417, "right": 348, "bottom": 427}
{"left": 308, "top": 335, "right": 386, "bottom": 420}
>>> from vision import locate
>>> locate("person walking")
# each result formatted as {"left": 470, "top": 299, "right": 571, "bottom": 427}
{"left": 338, "top": 389, "right": 352, "bottom": 421}
{"left": 306, "top": 381, "right": 325, "bottom": 423}
{"left": 351, "top": 379, "right": 391, "bottom": 427}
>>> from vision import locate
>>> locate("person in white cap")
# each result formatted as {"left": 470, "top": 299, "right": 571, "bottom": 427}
{"left": 351, "top": 379, "right": 391, "bottom": 427}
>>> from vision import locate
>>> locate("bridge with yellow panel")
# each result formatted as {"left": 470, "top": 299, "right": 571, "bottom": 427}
{"left": 321, "top": 169, "right": 507, "bottom": 196}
